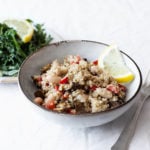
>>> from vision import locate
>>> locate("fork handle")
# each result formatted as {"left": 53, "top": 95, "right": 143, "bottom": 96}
{"left": 111, "top": 95, "right": 149, "bottom": 150}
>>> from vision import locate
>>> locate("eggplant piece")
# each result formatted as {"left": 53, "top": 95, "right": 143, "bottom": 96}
{"left": 34, "top": 90, "right": 45, "bottom": 99}
{"left": 74, "top": 101, "right": 86, "bottom": 113}
{"left": 31, "top": 75, "right": 42, "bottom": 88}
{"left": 41, "top": 63, "right": 51, "bottom": 73}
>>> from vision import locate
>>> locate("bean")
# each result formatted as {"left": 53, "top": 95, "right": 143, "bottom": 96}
{"left": 34, "top": 97, "right": 43, "bottom": 105}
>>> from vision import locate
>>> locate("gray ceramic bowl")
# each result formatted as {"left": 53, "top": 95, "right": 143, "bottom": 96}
{"left": 18, "top": 40, "right": 142, "bottom": 128}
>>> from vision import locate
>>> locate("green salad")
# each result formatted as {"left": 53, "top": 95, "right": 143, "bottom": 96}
{"left": 0, "top": 19, "right": 53, "bottom": 77}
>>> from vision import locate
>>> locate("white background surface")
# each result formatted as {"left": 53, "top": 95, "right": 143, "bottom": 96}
{"left": 0, "top": 0, "right": 150, "bottom": 150}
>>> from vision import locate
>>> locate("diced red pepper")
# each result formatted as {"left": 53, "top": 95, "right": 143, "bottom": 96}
{"left": 90, "top": 85, "right": 98, "bottom": 91}
{"left": 63, "top": 93, "right": 69, "bottom": 99}
{"left": 37, "top": 76, "right": 42, "bottom": 82}
{"left": 67, "top": 109, "right": 76, "bottom": 114}
{"left": 55, "top": 85, "right": 64, "bottom": 95}
{"left": 93, "top": 60, "right": 98, "bottom": 65}
{"left": 107, "top": 85, "right": 119, "bottom": 94}
{"left": 76, "top": 55, "right": 81, "bottom": 62}
{"left": 118, "top": 84, "right": 126, "bottom": 92}
{"left": 70, "top": 61, "right": 79, "bottom": 64}
{"left": 60, "top": 77, "right": 69, "bottom": 84}
{"left": 70, "top": 56, "right": 81, "bottom": 64}
{"left": 45, "top": 100, "right": 56, "bottom": 110}
{"left": 55, "top": 85, "right": 59, "bottom": 91}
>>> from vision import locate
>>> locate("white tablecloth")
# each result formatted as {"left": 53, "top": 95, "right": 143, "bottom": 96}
{"left": 0, "top": 0, "right": 150, "bottom": 150}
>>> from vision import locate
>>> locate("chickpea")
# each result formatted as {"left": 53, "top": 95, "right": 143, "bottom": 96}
{"left": 34, "top": 97, "right": 43, "bottom": 105}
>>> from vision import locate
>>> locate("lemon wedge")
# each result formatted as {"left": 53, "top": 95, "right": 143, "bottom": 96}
{"left": 4, "top": 19, "right": 34, "bottom": 43}
{"left": 98, "top": 45, "right": 134, "bottom": 83}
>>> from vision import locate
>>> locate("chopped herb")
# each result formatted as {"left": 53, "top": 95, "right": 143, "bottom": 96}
{"left": 0, "top": 20, "right": 53, "bottom": 76}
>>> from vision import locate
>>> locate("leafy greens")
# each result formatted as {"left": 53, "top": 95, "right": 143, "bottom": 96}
{"left": 0, "top": 20, "right": 53, "bottom": 76}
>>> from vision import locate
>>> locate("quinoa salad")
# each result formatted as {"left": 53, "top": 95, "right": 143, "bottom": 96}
{"left": 32, "top": 55, "right": 127, "bottom": 114}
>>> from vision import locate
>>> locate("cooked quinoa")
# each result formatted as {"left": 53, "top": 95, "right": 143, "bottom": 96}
{"left": 32, "top": 55, "right": 126, "bottom": 114}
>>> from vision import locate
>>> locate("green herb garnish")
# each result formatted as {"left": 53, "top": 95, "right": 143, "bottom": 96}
{"left": 0, "top": 20, "right": 53, "bottom": 77}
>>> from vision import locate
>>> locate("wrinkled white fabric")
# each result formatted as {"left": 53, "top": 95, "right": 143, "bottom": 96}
{"left": 0, "top": 0, "right": 150, "bottom": 150}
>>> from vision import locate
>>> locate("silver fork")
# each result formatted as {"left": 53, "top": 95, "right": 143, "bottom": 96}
{"left": 111, "top": 70, "right": 150, "bottom": 150}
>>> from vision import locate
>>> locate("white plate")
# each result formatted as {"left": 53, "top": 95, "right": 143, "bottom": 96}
{"left": 0, "top": 29, "right": 63, "bottom": 84}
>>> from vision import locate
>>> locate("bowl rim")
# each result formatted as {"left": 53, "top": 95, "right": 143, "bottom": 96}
{"left": 18, "top": 40, "right": 142, "bottom": 117}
